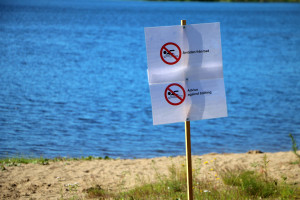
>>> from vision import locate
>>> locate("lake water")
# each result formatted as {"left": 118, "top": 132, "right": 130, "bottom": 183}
{"left": 0, "top": 0, "right": 299, "bottom": 159}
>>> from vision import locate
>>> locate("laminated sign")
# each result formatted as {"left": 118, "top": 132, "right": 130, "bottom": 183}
{"left": 144, "top": 22, "right": 227, "bottom": 125}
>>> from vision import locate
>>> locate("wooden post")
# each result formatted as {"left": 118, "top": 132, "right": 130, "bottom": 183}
{"left": 185, "top": 120, "right": 193, "bottom": 200}
{"left": 182, "top": 19, "right": 193, "bottom": 200}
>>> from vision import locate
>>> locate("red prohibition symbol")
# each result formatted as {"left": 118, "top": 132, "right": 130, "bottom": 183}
{"left": 164, "top": 83, "right": 186, "bottom": 106}
{"left": 160, "top": 42, "right": 181, "bottom": 65}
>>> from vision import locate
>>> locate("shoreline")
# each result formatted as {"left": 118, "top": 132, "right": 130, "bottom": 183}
{"left": 0, "top": 149, "right": 292, "bottom": 160}
{"left": 143, "top": 0, "right": 300, "bottom": 2}
{"left": 1, "top": 151, "right": 299, "bottom": 199}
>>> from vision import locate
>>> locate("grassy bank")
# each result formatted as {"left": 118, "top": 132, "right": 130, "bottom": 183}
{"left": 1, "top": 135, "right": 299, "bottom": 199}
{"left": 0, "top": 156, "right": 111, "bottom": 170}
{"left": 1, "top": 154, "right": 299, "bottom": 199}
{"left": 83, "top": 156, "right": 300, "bottom": 199}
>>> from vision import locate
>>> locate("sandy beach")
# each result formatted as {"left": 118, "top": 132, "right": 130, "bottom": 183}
{"left": 1, "top": 151, "right": 299, "bottom": 199}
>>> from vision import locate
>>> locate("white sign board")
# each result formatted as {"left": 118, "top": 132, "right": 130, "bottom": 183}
{"left": 145, "top": 22, "right": 227, "bottom": 125}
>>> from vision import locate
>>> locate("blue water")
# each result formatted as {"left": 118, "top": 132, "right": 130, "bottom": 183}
{"left": 0, "top": 0, "right": 300, "bottom": 159}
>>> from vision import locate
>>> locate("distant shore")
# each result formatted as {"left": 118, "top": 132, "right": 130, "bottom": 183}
{"left": 144, "top": 0, "right": 300, "bottom": 2}
{"left": 1, "top": 151, "right": 299, "bottom": 199}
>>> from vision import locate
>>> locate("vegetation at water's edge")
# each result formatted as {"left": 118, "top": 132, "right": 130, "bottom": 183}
{"left": 2, "top": 154, "right": 299, "bottom": 199}
{"left": 289, "top": 133, "right": 300, "bottom": 164}
{"left": 0, "top": 156, "right": 111, "bottom": 170}
{"left": 144, "top": 0, "right": 300, "bottom": 2}
{"left": 2, "top": 134, "right": 300, "bottom": 199}
{"left": 82, "top": 133, "right": 299, "bottom": 199}
{"left": 82, "top": 157, "right": 299, "bottom": 200}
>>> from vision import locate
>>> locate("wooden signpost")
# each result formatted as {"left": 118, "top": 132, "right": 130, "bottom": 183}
{"left": 181, "top": 20, "right": 193, "bottom": 200}
{"left": 144, "top": 19, "right": 227, "bottom": 200}
{"left": 185, "top": 120, "right": 193, "bottom": 199}
{"left": 182, "top": 19, "right": 193, "bottom": 200}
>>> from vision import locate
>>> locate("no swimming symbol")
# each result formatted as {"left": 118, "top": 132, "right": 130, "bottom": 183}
{"left": 160, "top": 42, "right": 181, "bottom": 65}
{"left": 164, "top": 83, "right": 186, "bottom": 106}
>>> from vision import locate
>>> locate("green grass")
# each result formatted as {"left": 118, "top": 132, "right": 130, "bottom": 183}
{"left": 1, "top": 156, "right": 299, "bottom": 199}
{"left": 290, "top": 160, "right": 300, "bottom": 165}
{"left": 82, "top": 161, "right": 299, "bottom": 200}
{"left": 83, "top": 185, "right": 109, "bottom": 199}
{"left": 289, "top": 133, "right": 300, "bottom": 165}
{"left": 221, "top": 169, "right": 278, "bottom": 198}
{"left": 0, "top": 155, "right": 112, "bottom": 170}
{"left": 289, "top": 133, "right": 300, "bottom": 159}
{"left": 0, "top": 157, "right": 50, "bottom": 167}
{"left": 1, "top": 151, "right": 299, "bottom": 199}
{"left": 224, "top": 169, "right": 298, "bottom": 199}
{"left": 116, "top": 169, "right": 297, "bottom": 199}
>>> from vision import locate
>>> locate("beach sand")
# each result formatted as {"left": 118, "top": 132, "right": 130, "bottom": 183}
{"left": 1, "top": 151, "right": 299, "bottom": 199}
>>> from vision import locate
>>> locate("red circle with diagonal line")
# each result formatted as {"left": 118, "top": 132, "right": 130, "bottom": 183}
{"left": 164, "top": 83, "right": 186, "bottom": 106}
{"left": 160, "top": 42, "right": 181, "bottom": 65}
